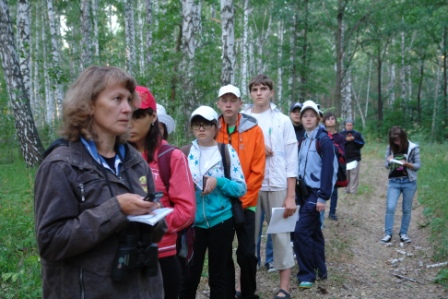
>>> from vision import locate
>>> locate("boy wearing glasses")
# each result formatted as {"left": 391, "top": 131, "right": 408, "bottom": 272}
{"left": 243, "top": 75, "right": 298, "bottom": 299}
{"left": 216, "top": 85, "right": 265, "bottom": 299}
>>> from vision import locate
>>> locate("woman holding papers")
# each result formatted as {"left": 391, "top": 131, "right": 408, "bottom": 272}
{"left": 294, "top": 101, "right": 337, "bottom": 289}
{"left": 180, "top": 106, "right": 247, "bottom": 299}
{"left": 380, "top": 126, "right": 421, "bottom": 244}
{"left": 34, "top": 66, "right": 166, "bottom": 298}
{"left": 129, "top": 86, "right": 196, "bottom": 299}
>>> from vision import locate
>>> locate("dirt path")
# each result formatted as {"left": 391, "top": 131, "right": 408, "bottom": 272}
{"left": 196, "top": 151, "right": 448, "bottom": 299}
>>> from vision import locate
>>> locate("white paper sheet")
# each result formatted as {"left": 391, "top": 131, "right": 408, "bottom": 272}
{"left": 346, "top": 160, "right": 358, "bottom": 170}
{"left": 389, "top": 158, "right": 404, "bottom": 165}
{"left": 266, "top": 207, "right": 299, "bottom": 234}
{"left": 127, "top": 208, "right": 173, "bottom": 226}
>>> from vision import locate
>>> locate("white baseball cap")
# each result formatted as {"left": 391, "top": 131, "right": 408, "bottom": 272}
{"left": 300, "top": 100, "right": 321, "bottom": 116}
{"left": 189, "top": 105, "right": 219, "bottom": 123}
{"left": 218, "top": 84, "right": 241, "bottom": 98}
{"left": 156, "top": 104, "right": 175, "bottom": 134}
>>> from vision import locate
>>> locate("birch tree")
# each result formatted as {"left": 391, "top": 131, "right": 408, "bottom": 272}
{"left": 220, "top": 0, "right": 235, "bottom": 85}
{"left": 240, "top": 0, "right": 249, "bottom": 98}
{"left": 46, "top": 0, "right": 63, "bottom": 117}
{"left": 17, "top": 0, "right": 30, "bottom": 99}
{"left": 124, "top": 0, "right": 136, "bottom": 73}
{"left": 80, "top": 0, "right": 92, "bottom": 69}
{"left": 0, "top": 0, "right": 44, "bottom": 166}
{"left": 145, "top": 0, "right": 153, "bottom": 66}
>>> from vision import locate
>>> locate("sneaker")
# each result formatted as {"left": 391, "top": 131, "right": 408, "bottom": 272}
{"left": 299, "top": 281, "right": 314, "bottom": 289}
{"left": 266, "top": 262, "right": 278, "bottom": 273}
{"left": 380, "top": 234, "right": 392, "bottom": 244}
{"left": 400, "top": 234, "right": 411, "bottom": 243}
{"left": 328, "top": 214, "right": 338, "bottom": 221}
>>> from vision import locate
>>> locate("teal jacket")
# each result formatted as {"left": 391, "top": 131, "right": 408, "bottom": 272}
{"left": 185, "top": 141, "right": 247, "bottom": 228}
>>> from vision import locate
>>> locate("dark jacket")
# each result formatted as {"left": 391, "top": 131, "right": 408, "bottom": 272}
{"left": 340, "top": 129, "right": 365, "bottom": 162}
{"left": 34, "top": 140, "right": 166, "bottom": 299}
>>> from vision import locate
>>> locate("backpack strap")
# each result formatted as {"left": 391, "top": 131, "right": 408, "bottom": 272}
{"left": 219, "top": 143, "right": 231, "bottom": 179}
{"left": 180, "top": 144, "right": 192, "bottom": 157}
{"left": 157, "top": 144, "right": 177, "bottom": 192}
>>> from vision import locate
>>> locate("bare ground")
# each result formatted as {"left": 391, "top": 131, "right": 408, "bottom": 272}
{"left": 196, "top": 151, "right": 448, "bottom": 299}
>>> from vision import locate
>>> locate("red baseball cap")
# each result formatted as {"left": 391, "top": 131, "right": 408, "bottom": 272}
{"left": 136, "top": 86, "right": 156, "bottom": 110}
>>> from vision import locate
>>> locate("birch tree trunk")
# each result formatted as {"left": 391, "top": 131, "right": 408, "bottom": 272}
{"left": 17, "top": 0, "right": 30, "bottom": 99}
{"left": 387, "top": 62, "right": 395, "bottom": 106}
{"left": 240, "top": 0, "right": 249, "bottom": 98}
{"left": 0, "top": 0, "right": 44, "bottom": 166}
{"left": 42, "top": 12, "right": 54, "bottom": 125}
{"left": 46, "top": 0, "right": 63, "bottom": 118}
{"left": 124, "top": 0, "right": 136, "bottom": 73}
{"left": 92, "top": 0, "right": 100, "bottom": 61}
{"left": 277, "top": 20, "right": 283, "bottom": 103}
{"left": 335, "top": 0, "right": 344, "bottom": 109}
{"left": 289, "top": 13, "right": 298, "bottom": 102}
{"left": 145, "top": 0, "right": 153, "bottom": 66}
{"left": 220, "top": 0, "right": 235, "bottom": 85}
{"left": 80, "top": 0, "right": 92, "bottom": 69}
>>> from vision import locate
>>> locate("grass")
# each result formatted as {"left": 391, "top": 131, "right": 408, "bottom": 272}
{"left": 0, "top": 156, "right": 41, "bottom": 299}
{"left": 1, "top": 142, "right": 448, "bottom": 297}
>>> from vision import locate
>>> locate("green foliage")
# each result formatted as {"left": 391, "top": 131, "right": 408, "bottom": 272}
{"left": 0, "top": 157, "right": 41, "bottom": 298}
{"left": 417, "top": 144, "right": 448, "bottom": 265}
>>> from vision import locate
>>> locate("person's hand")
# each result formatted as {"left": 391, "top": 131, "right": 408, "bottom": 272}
{"left": 346, "top": 135, "right": 354, "bottom": 142}
{"left": 387, "top": 154, "right": 393, "bottom": 162}
{"left": 201, "top": 176, "right": 217, "bottom": 195}
{"left": 265, "top": 145, "right": 273, "bottom": 157}
{"left": 316, "top": 201, "right": 326, "bottom": 212}
{"left": 282, "top": 195, "right": 297, "bottom": 218}
{"left": 117, "top": 193, "right": 161, "bottom": 216}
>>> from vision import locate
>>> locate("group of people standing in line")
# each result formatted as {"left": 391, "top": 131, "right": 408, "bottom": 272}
{"left": 33, "top": 66, "right": 420, "bottom": 299}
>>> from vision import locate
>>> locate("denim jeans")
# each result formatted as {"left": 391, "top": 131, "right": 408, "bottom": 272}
{"left": 384, "top": 177, "right": 417, "bottom": 236}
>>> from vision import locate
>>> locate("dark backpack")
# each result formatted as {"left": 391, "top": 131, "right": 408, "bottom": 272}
{"left": 157, "top": 144, "right": 195, "bottom": 264}
{"left": 315, "top": 131, "right": 348, "bottom": 188}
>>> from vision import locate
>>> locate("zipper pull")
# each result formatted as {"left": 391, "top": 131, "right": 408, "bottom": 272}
{"left": 79, "top": 183, "right": 85, "bottom": 202}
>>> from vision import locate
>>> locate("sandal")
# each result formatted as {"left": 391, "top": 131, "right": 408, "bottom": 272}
{"left": 273, "top": 289, "right": 291, "bottom": 299}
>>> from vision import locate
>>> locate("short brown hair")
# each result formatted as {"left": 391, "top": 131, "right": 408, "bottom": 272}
{"left": 248, "top": 74, "right": 274, "bottom": 92}
{"left": 59, "top": 66, "right": 138, "bottom": 142}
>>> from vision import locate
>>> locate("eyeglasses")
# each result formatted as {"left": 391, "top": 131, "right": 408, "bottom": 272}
{"left": 191, "top": 123, "right": 214, "bottom": 130}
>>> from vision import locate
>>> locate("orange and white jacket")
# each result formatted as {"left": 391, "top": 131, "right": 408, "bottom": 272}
{"left": 216, "top": 113, "right": 266, "bottom": 209}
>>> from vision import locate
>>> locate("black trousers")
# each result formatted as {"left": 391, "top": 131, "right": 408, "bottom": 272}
{"left": 228, "top": 210, "right": 259, "bottom": 299}
{"left": 159, "top": 255, "right": 182, "bottom": 299}
{"left": 180, "top": 218, "right": 235, "bottom": 299}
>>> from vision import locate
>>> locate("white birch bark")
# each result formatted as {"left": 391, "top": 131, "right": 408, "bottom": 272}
{"left": 80, "top": 0, "right": 92, "bottom": 69}
{"left": 137, "top": 0, "right": 144, "bottom": 72}
{"left": 92, "top": 0, "right": 100, "bottom": 60}
{"left": 46, "top": 0, "right": 63, "bottom": 117}
{"left": 124, "top": 0, "right": 136, "bottom": 73}
{"left": 220, "top": 0, "right": 236, "bottom": 85}
{"left": 365, "top": 58, "right": 372, "bottom": 117}
{"left": 388, "top": 63, "right": 395, "bottom": 106}
{"left": 240, "top": 0, "right": 249, "bottom": 98}
{"left": 400, "top": 29, "right": 406, "bottom": 102}
{"left": 145, "top": 0, "right": 153, "bottom": 65}
{"left": 340, "top": 21, "right": 352, "bottom": 120}
{"left": 277, "top": 20, "right": 283, "bottom": 103}
{"left": 17, "top": 0, "right": 30, "bottom": 100}
{"left": 41, "top": 13, "right": 54, "bottom": 125}
{"left": 0, "top": 0, "right": 44, "bottom": 165}
{"left": 431, "top": 61, "right": 440, "bottom": 141}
